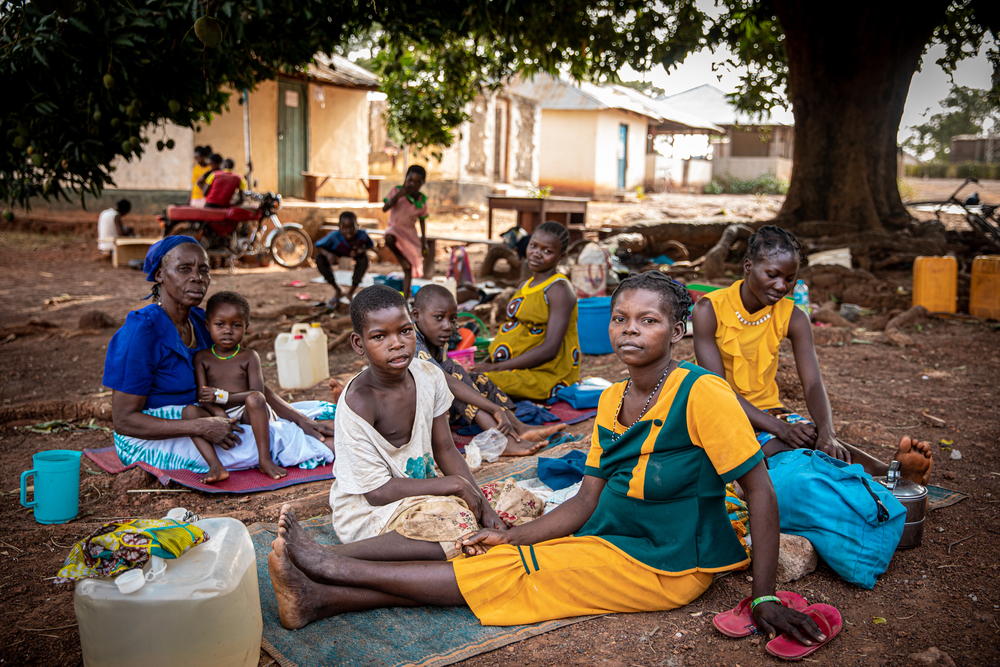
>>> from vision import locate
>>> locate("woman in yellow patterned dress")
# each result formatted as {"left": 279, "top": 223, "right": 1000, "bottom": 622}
{"left": 472, "top": 221, "right": 581, "bottom": 401}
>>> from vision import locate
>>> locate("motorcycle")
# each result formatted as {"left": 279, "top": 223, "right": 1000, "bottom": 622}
{"left": 158, "top": 191, "right": 313, "bottom": 268}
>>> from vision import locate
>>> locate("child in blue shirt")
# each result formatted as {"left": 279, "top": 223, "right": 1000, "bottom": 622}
{"left": 315, "top": 212, "right": 374, "bottom": 305}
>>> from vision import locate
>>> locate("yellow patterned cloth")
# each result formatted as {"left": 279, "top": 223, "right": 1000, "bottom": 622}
{"left": 54, "top": 519, "right": 209, "bottom": 584}
{"left": 703, "top": 280, "right": 795, "bottom": 410}
{"left": 726, "top": 484, "right": 751, "bottom": 567}
{"left": 487, "top": 273, "right": 580, "bottom": 401}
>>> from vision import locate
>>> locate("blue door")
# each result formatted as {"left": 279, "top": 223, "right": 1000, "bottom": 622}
{"left": 617, "top": 124, "right": 628, "bottom": 190}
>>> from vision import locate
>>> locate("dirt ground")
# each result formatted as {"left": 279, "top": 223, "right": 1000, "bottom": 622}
{"left": 1, "top": 193, "right": 999, "bottom": 666}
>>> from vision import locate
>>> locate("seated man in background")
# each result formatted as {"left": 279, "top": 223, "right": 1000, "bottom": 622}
{"left": 202, "top": 158, "right": 247, "bottom": 208}
{"left": 314, "top": 212, "right": 374, "bottom": 306}
{"left": 97, "top": 199, "right": 136, "bottom": 257}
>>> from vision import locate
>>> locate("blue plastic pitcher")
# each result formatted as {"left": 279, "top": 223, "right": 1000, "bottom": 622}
{"left": 21, "top": 450, "right": 82, "bottom": 524}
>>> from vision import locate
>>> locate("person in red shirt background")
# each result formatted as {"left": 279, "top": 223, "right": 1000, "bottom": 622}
{"left": 201, "top": 157, "right": 247, "bottom": 208}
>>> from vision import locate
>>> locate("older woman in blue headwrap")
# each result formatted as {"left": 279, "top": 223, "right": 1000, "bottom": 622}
{"left": 104, "top": 237, "right": 335, "bottom": 476}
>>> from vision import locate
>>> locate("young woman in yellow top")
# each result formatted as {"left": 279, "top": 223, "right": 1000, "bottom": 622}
{"left": 692, "top": 225, "right": 932, "bottom": 484}
{"left": 472, "top": 221, "right": 581, "bottom": 401}
{"left": 266, "top": 272, "right": 827, "bottom": 652}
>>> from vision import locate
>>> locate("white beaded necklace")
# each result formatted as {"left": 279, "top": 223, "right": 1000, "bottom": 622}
{"left": 735, "top": 309, "right": 771, "bottom": 326}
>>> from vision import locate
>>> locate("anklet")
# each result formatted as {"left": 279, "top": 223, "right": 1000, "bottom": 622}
{"left": 212, "top": 344, "right": 240, "bottom": 360}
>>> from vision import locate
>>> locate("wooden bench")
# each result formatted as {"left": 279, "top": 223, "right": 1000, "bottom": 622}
{"left": 100, "top": 236, "right": 161, "bottom": 268}
{"left": 301, "top": 172, "right": 386, "bottom": 203}
{"left": 366, "top": 229, "right": 503, "bottom": 279}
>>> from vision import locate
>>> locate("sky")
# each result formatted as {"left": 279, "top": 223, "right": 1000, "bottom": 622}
{"left": 618, "top": 27, "right": 996, "bottom": 145}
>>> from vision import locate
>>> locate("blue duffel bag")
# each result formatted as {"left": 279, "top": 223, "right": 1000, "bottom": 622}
{"left": 768, "top": 449, "right": 906, "bottom": 589}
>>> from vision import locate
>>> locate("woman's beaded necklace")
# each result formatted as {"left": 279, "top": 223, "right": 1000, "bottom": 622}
{"left": 211, "top": 344, "right": 240, "bottom": 360}
{"left": 735, "top": 310, "right": 771, "bottom": 326}
{"left": 610, "top": 360, "right": 674, "bottom": 442}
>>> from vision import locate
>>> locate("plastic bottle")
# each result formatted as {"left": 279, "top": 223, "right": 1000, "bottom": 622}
{"left": 300, "top": 323, "right": 330, "bottom": 383}
{"left": 275, "top": 332, "right": 315, "bottom": 389}
{"left": 75, "top": 518, "right": 262, "bottom": 667}
{"left": 793, "top": 279, "right": 811, "bottom": 316}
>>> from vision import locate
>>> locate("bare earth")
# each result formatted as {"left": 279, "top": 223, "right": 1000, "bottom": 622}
{"left": 0, "top": 190, "right": 998, "bottom": 666}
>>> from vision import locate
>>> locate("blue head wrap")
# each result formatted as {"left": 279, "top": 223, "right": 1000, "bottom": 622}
{"left": 143, "top": 236, "right": 202, "bottom": 282}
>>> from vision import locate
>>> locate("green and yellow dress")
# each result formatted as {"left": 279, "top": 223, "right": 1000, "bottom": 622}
{"left": 452, "top": 362, "right": 764, "bottom": 626}
{"left": 486, "top": 274, "right": 580, "bottom": 401}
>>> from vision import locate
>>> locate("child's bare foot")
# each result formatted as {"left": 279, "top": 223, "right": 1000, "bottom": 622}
{"left": 329, "top": 377, "right": 345, "bottom": 404}
{"left": 201, "top": 465, "right": 230, "bottom": 484}
{"left": 517, "top": 422, "right": 565, "bottom": 443}
{"left": 260, "top": 459, "right": 288, "bottom": 480}
{"left": 278, "top": 504, "right": 336, "bottom": 580}
{"left": 894, "top": 435, "right": 933, "bottom": 485}
{"left": 501, "top": 435, "right": 547, "bottom": 457}
{"left": 269, "top": 537, "right": 330, "bottom": 629}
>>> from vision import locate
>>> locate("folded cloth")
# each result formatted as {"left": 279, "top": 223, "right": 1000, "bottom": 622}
{"left": 456, "top": 400, "right": 558, "bottom": 435}
{"left": 546, "top": 383, "right": 605, "bottom": 409}
{"left": 55, "top": 519, "right": 209, "bottom": 584}
{"left": 538, "top": 450, "right": 587, "bottom": 490}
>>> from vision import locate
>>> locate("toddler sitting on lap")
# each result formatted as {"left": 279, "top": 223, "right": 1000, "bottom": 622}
{"left": 183, "top": 291, "right": 285, "bottom": 484}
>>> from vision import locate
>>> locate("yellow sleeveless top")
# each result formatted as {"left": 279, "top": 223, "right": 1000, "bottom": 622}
{"left": 703, "top": 280, "right": 794, "bottom": 410}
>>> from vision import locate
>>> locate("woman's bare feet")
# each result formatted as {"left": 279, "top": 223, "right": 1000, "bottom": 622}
{"left": 259, "top": 459, "right": 288, "bottom": 480}
{"left": 329, "top": 377, "right": 345, "bottom": 404}
{"left": 201, "top": 465, "right": 230, "bottom": 484}
{"left": 894, "top": 436, "right": 933, "bottom": 485}
{"left": 268, "top": 537, "right": 329, "bottom": 629}
{"left": 517, "top": 422, "right": 565, "bottom": 443}
{"left": 278, "top": 504, "right": 340, "bottom": 581}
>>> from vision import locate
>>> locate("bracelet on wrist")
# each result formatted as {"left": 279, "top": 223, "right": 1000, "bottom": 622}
{"left": 751, "top": 595, "right": 782, "bottom": 611}
{"left": 214, "top": 389, "right": 229, "bottom": 404}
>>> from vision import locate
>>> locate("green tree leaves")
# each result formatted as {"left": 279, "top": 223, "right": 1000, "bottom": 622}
{"left": 905, "top": 85, "right": 1000, "bottom": 161}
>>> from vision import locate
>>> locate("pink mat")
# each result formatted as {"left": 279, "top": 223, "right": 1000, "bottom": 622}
{"left": 452, "top": 400, "right": 597, "bottom": 449}
{"left": 83, "top": 446, "right": 335, "bottom": 494}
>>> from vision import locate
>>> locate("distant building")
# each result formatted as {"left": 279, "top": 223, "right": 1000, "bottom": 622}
{"left": 106, "top": 54, "right": 380, "bottom": 208}
{"left": 949, "top": 134, "right": 999, "bottom": 163}
{"left": 661, "top": 84, "right": 794, "bottom": 183}
{"left": 509, "top": 74, "right": 721, "bottom": 198}
{"left": 368, "top": 86, "right": 542, "bottom": 207}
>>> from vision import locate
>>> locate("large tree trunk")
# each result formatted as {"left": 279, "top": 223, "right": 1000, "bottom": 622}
{"left": 772, "top": 1, "right": 950, "bottom": 234}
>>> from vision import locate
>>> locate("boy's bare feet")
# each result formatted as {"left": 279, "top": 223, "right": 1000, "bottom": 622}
{"left": 260, "top": 460, "right": 288, "bottom": 480}
{"left": 201, "top": 465, "right": 230, "bottom": 484}
{"left": 501, "top": 435, "right": 547, "bottom": 457}
{"left": 279, "top": 504, "right": 337, "bottom": 580}
{"left": 517, "top": 422, "right": 565, "bottom": 443}
{"left": 329, "top": 377, "right": 345, "bottom": 404}
{"left": 269, "top": 537, "right": 328, "bottom": 629}
{"left": 894, "top": 436, "right": 933, "bottom": 485}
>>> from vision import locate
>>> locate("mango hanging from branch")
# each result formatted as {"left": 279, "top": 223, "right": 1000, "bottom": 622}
{"left": 194, "top": 16, "right": 223, "bottom": 48}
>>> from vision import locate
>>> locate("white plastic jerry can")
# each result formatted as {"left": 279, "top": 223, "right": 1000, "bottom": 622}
{"left": 275, "top": 331, "right": 315, "bottom": 389}
{"left": 292, "top": 322, "right": 330, "bottom": 383}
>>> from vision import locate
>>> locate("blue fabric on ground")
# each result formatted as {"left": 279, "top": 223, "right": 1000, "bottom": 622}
{"left": 546, "top": 384, "right": 605, "bottom": 409}
{"left": 649, "top": 254, "right": 675, "bottom": 265}
{"left": 457, "top": 400, "right": 558, "bottom": 436}
{"left": 538, "top": 450, "right": 588, "bottom": 490}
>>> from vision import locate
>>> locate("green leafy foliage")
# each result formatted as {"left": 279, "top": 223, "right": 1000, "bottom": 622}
{"left": 2, "top": 0, "right": 996, "bottom": 209}
{"left": 905, "top": 162, "right": 1000, "bottom": 179}
{"left": 904, "top": 85, "right": 1000, "bottom": 161}
{"left": 709, "top": 171, "right": 789, "bottom": 195}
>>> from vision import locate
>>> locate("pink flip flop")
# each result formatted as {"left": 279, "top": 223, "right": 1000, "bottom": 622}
{"left": 712, "top": 591, "right": 809, "bottom": 638}
{"left": 765, "top": 603, "right": 842, "bottom": 661}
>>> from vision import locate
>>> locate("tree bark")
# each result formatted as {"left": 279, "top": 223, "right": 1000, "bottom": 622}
{"left": 772, "top": 1, "right": 951, "bottom": 234}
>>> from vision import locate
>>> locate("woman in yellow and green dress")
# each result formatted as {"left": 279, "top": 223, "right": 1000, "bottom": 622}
{"left": 472, "top": 221, "right": 581, "bottom": 401}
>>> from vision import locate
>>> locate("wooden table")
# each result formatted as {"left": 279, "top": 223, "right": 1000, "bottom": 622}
{"left": 486, "top": 195, "right": 589, "bottom": 238}
{"left": 301, "top": 172, "right": 386, "bottom": 203}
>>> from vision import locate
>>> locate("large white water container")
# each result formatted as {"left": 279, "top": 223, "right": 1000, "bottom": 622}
{"left": 275, "top": 331, "right": 315, "bottom": 389}
{"left": 296, "top": 322, "right": 330, "bottom": 383}
{"left": 74, "top": 518, "right": 262, "bottom": 667}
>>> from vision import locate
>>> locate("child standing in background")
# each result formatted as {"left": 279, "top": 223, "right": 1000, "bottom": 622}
{"left": 383, "top": 165, "right": 429, "bottom": 298}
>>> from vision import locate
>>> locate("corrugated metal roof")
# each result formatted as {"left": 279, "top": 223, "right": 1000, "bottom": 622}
{"left": 307, "top": 54, "right": 380, "bottom": 90}
{"left": 509, "top": 73, "right": 721, "bottom": 134}
{"left": 660, "top": 84, "right": 793, "bottom": 127}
